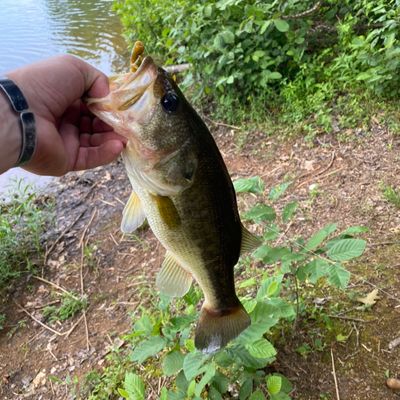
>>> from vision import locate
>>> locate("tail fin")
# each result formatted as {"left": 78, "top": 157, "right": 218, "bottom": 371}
{"left": 194, "top": 304, "right": 250, "bottom": 353}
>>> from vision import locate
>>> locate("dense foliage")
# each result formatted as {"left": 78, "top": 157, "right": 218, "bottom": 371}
{"left": 0, "top": 183, "right": 52, "bottom": 288}
{"left": 114, "top": 0, "right": 400, "bottom": 118}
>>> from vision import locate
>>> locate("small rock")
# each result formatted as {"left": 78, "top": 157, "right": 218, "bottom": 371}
{"left": 387, "top": 378, "right": 400, "bottom": 390}
{"left": 32, "top": 370, "right": 46, "bottom": 388}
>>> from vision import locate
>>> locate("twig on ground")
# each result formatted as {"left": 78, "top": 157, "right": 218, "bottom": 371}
{"left": 331, "top": 348, "right": 341, "bottom": 400}
{"left": 32, "top": 276, "right": 79, "bottom": 300}
{"left": 109, "top": 232, "right": 119, "bottom": 246}
{"left": 64, "top": 314, "right": 85, "bottom": 339}
{"left": 296, "top": 151, "right": 336, "bottom": 189}
{"left": 353, "top": 322, "right": 360, "bottom": 349}
{"left": 368, "top": 241, "right": 400, "bottom": 247}
{"left": 14, "top": 301, "right": 65, "bottom": 336}
{"left": 204, "top": 115, "right": 242, "bottom": 130}
{"left": 328, "top": 314, "right": 373, "bottom": 323}
{"left": 78, "top": 208, "right": 97, "bottom": 249}
{"left": 275, "top": 220, "right": 294, "bottom": 245}
{"left": 44, "top": 209, "right": 85, "bottom": 267}
{"left": 78, "top": 208, "right": 97, "bottom": 351}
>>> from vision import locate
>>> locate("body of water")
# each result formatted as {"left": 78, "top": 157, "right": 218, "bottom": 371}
{"left": 0, "top": 0, "right": 128, "bottom": 193}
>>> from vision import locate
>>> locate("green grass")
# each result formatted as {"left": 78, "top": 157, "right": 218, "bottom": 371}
{"left": 381, "top": 183, "right": 400, "bottom": 209}
{"left": 0, "top": 181, "right": 54, "bottom": 290}
{"left": 43, "top": 292, "right": 88, "bottom": 323}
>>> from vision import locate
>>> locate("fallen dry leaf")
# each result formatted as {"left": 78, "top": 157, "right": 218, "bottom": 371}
{"left": 357, "top": 289, "right": 380, "bottom": 306}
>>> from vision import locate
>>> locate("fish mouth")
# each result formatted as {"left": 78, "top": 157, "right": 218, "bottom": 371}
{"left": 86, "top": 55, "right": 159, "bottom": 114}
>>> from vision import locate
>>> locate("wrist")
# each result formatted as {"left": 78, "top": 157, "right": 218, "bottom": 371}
{"left": 0, "top": 78, "right": 37, "bottom": 174}
{"left": 0, "top": 93, "right": 22, "bottom": 173}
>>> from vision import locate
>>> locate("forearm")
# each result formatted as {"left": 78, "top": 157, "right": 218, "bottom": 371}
{"left": 0, "top": 93, "right": 22, "bottom": 174}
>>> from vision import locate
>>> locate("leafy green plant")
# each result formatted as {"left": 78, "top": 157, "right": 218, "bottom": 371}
{"left": 381, "top": 183, "right": 400, "bottom": 209}
{"left": 43, "top": 292, "right": 87, "bottom": 323}
{"left": 114, "top": 0, "right": 400, "bottom": 129}
{"left": 87, "top": 177, "right": 367, "bottom": 399}
{"left": 0, "top": 181, "right": 53, "bottom": 289}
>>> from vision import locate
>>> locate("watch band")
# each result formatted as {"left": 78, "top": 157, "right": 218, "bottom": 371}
{"left": 0, "top": 78, "right": 37, "bottom": 166}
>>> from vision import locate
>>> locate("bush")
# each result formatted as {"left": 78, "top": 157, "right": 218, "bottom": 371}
{"left": 114, "top": 0, "right": 400, "bottom": 115}
{"left": 0, "top": 182, "right": 53, "bottom": 289}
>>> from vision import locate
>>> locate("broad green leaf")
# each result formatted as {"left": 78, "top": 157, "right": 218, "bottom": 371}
{"left": 327, "top": 264, "right": 351, "bottom": 289}
{"left": 305, "top": 223, "right": 337, "bottom": 251}
{"left": 246, "top": 338, "right": 277, "bottom": 359}
{"left": 234, "top": 345, "right": 271, "bottom": 369}
{"left": 234, "top": 176, "right": 264, "bottom": 194}
{"left": 252, "top": 50, "right": 265, "bottom": 62}
{"left": 176, "top": 371, "right": 189, "bottom": 393}
{"left": 267, "top": 375, "right": 282, "bottom": 395}
{"left": 267, "top": 281, "right": 280, "bottom": 297}
{"left": 296, "top": 259, "right": 330, "bottom": 284}
{"left": 263, "top": 224, "right": 280, "bottom": 241}
{"left": 282, "top": 201, "right": 298, "bottom": 222}
{"left": 244, "top": 204, "right": 276, "bottom": 223}
{"left": 269, "top": 182, "right": 291, "bottom": 201}
{"left": 123, "top": 373, "right": 145, "bottom": 400}
{"left": 204, "top": 5, "right": 212, "bottom": 17}
{"left": 249, "top": 389, "right": 266, "bottom": 400}
{"left": 211, "top": 371, "right": 229, "bottom": 393}
{"left": 260, "top": 20, "right": 271, "bottom": 34}
{"left": 273, "top": 19, "right": 289, "bottom": 32}
{"left": 221, "top": 30, "right": 235, "bottom": 44}
{"left": 160, "top": 387, "right": 168, "bottom": 400}
{"left": 209, "top": 386, "right": 223, "bottom": 400}
{"left": 131, "top": 336, "right": 166, "bottom": 363}
{"left": 257, "top": 275, "right": 283, "bottom": 299}
{"left": 339, "top": 226, "right": 368, "bottom": 237}
{"left": 162, "top": 351, "right": 185, "bottom": 376}
{"left": 133, "top": 315, "right": 153, "bottom": 334}
{"left": 214, "top": 351, "right": 234, "bottom": 368}
{"left": 187, "top": 380, "right": 196, "bottom": 397}
{"left": 239, "top": 378, "right": 253, "bottom": 400}
{"left": 239, "top": 277, "right": 257, "bottom": 288}
{"left": 268, "top": 72, "right": 282, "bottom": 80}
{"left": 326, "top": 239, "right": 366, "bottom": 261}
{"left": 195, "top": 363, "right": 216, "bottom": 396}
{"left": 167, "top": 390, "right": 186, "bottom": 400}
{"left": 273, "top": 374, "right": 293, "bottom": 393}
{"left": 183, "top": 351, "right": 208, "bottom": 380}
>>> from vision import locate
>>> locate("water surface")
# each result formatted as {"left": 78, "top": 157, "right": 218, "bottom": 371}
{"left": 0, "top": 0, "right": 128, "bottom": 192}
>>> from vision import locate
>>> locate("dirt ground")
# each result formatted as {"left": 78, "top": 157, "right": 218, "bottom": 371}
{"left": 1, "top": 118, "right": 400, "bottom": 399}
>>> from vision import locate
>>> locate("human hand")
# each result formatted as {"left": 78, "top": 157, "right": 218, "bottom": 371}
{"left": 7, "top": 55, "right": 126, "bottom": 176}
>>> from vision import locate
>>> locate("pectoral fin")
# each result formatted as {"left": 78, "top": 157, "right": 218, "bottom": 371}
{"left": 156, "top": 252, "right": 192, "bottom": 297}
{"left": 240, "top": 224, "right": 261, "bottom": 254}
{"left": 121, "top": 191, "right": 146, "bottom": 233}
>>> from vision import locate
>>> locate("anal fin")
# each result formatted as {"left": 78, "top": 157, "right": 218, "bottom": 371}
{"left": 121, "top": 191, "right": 146, "bottom": 233}
{"left": 240, "top": 224, "right": 261, "bottom": 254}
{"left": 156, "top": 252, "right": 192, "bottom": 297}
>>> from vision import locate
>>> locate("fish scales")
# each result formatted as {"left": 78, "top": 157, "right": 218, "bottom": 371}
{"left": 86, "top": 42, "right": 260, "bottom": 352}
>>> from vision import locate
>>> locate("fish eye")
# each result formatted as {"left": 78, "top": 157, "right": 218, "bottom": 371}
{"left": 161, "top": 92, "right": 180, "bottom": 113}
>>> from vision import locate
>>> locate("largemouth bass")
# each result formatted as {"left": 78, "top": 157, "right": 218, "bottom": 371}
{"left": 87, "top": 42, "right": 259, "bottom": 352}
